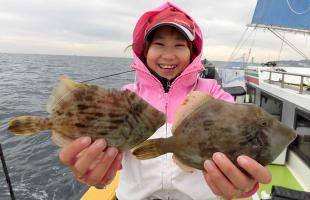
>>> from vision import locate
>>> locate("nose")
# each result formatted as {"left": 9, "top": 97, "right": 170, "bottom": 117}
{"left": 161, "top": 48, "right": 176, "bottom": 60}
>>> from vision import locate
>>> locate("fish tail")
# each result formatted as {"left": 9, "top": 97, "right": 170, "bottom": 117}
{"left": 132, "top": 138, "right": 168, "bottom": 160}
{"left": 8, "top": 116, "right": 52, "bottom": 135}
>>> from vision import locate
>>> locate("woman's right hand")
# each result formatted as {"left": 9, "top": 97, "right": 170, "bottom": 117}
{"left": 59, "top": 137, "right": 123, "bottom": 188}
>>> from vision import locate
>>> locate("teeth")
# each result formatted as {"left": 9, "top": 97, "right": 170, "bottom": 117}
{"left": 159, "top": 64, "right": 176, "bottom": 69}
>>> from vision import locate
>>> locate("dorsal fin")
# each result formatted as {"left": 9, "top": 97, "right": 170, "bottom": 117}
{"left": 46, "top": 76, "right": 84, "bottom": 113}
{"left": 172, "top": 91, "right": 214, "bottom": 134}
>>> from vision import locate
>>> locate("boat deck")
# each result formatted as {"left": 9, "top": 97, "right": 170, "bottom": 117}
{"left": 81, "top": 173, "right": 119, "bottom": 200}
{"left": 237, "top": 164, "right": 304, "bottom": 200}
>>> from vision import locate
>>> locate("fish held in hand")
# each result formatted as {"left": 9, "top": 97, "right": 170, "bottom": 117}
{"left": 8, "top": 76, "right": 165, "bottom": 150}
{"left": 132, "top": 91, "right": 297, "bottom": 170}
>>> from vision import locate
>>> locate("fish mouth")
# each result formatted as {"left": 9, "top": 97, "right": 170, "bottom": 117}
{"left": 290, "top": 130, "right": 298, "bottom": 141}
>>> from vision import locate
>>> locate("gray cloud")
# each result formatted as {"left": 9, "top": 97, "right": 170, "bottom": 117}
{"left": 0, "top": 0, "right": 308, "bottom": 61}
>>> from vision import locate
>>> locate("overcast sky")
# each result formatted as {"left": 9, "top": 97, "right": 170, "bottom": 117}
{"left": 0, "top": 0, "right": 309, "bottom": 62}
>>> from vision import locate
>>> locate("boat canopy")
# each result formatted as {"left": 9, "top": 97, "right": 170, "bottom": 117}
{"left": 248, "top": 0, "right": 310, "bottom": 34}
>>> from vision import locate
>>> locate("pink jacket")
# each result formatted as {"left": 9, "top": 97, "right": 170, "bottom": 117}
{"left": 123, "top": 2, "right": 234, "bottom": 123}
{"left": 117, "top": 2, "right": 258, "bottom": 199}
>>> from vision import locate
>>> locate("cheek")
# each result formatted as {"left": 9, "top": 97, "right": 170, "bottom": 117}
{"left": 145, "top": 48, "right": 158, "bottom": 64}
{"left": 180, "top": 51, "right": 191, "bottom": 66}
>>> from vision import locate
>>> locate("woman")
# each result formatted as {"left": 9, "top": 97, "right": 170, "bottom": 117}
{"left": 59, "top": 2, "right": 271, "bottom": 199}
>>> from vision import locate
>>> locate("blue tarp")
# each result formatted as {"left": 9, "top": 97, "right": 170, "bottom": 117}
{"left": 251, "top": 0, "right": 310, "bottom": 31}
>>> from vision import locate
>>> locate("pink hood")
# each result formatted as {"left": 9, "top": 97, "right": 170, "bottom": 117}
{"left": 131, "top": 1, "right": 204, "bottom": 77}
{"left": 124, "top": 2, "right": 233, "bottom": 122}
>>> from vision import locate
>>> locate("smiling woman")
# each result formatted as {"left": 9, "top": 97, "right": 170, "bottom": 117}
{"left": 144, "top": 26, "right": 191, "bottom": 80}
{"left": 56, "top": 2, "right": 275, "bottom": 200}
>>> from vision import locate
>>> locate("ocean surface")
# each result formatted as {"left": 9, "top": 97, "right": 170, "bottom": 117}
{"left": 0, "top": 53, "right": 134, "bottom": 200}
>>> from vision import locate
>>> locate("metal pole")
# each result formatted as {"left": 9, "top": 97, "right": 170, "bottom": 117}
{"left": 281, "top": 73, "right": 285, "bottom": 88}
{"left": 269, "top": 72, "right": 272, "bottom": 84}
{"left": 299, "top": 76, "right": 304, "bottom": 94}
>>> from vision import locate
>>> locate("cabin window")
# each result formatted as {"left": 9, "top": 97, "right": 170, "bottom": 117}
{"left": 260, "top": 92, "right": 283, "bottom": 121}
{"left": 246, "top": 84, "right": 256, "bottom": 103}
{"left": 290, "top": 108, "right": 310, "bottom": 166}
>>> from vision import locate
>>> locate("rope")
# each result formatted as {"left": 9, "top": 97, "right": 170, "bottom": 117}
{"left": 49, "top": 69, "right": 136, "bottom": 115}
{"left": 228, "top": 27, "right": 249, "bottom": 61}
{"left": 277, "top": 31, "right": 285, "bottom": 61}
{"left": 286, "top": 0, "right": 310, "bottom": 15}
{"left": 268, "top": 28, "right": 309, "bottom": 59}
{"left": 81, "top": 70, "right": 135, "bottom": 83}
{"left": 246, "top": 29, "right": 257, "bottom": 63}
{"left": 0, "top": 143, "right": 15, "bottom": 200}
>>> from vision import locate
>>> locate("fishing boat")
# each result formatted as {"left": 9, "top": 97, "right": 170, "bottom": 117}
{"left": 81, "top": 1, "right": 310, "bottom": 199}
{"left": 223, "top": 0, "right": 310, "bottom": 198}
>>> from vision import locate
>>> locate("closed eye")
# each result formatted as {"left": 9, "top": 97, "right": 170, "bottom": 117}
{"left": 153, "top": 42, "right": 164, "bottom": 46}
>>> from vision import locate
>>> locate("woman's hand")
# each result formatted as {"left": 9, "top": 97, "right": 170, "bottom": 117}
{"left": 203, "top": 152, "right": 272, "bottom": 200}
{"left": 59, "top": 137, "right": 123, "bottom": 188}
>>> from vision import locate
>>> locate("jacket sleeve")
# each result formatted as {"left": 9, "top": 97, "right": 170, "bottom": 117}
{"left": 196, "top": 78, "right": 234, "bottom": 103}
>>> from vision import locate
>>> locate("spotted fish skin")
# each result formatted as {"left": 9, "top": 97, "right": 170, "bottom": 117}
{"left": 50, "top": 85, "right": 165, "bottom": 150}
{"left": 8, "top": 77, "right": 165, "bottom": 150}
{"left": 133, "top": 91, "right": 297, "bottom": 170}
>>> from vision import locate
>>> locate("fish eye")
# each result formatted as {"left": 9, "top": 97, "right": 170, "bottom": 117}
{"left": 131, "top": 102, "right": 142, "bottom": 113}
{"left": 258, "top": 118, "right": 268, "bottom": 127}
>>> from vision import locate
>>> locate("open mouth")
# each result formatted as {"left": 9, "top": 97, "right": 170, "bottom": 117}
{"left": 159, "top": 64, "right": 177, "bottom": 70}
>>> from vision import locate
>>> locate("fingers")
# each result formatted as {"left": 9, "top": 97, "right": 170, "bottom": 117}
{"left": 212, "top": 153, "right": 252, "bottom": 191}
{"left": 98, "top": 152, "right": 123, "bottom": 186}
{"left": 204, "top": 159, "right": 239, "bottom": 199}
{"left": 84, "top": 147, "right": 118, "bottom": 185}
{"left": 237, "top": 155, "right": 272, "bottom": 184}
{"left": 59, "top": 137, "right": 92, "bottom": 165}
{"left": 203, "top": 171, "right": 222, "bottom": 196}
{"left": 204, "top": 152, "right": 268, "bottom": 199}
{"left": 59, "top": 137, "right": 124, "bottom": 188}
{"left": 74, "top": 139, "right": 107, "bottom": 178}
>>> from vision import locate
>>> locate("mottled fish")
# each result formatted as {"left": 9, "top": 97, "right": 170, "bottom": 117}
{"left": 8, "top": 76, "right": 165, "bottom": 150}
{"left": 133, "top": 91, "right": 297, "bottom": 170}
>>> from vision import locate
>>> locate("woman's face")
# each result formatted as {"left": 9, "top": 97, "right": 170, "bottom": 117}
{"left": 145, "top": 26, "right": 191, "bottom": 80}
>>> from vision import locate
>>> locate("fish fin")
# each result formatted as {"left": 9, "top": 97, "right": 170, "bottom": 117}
{"left": 132, "top": 138, "right": 166, "bottom": 160}
{"left": 47, "top": 76, "right": 85, "bottom": 113}
{"left": 8, "top": 116, "right": 52, "bottom": 135}
{"left": 172, "top": 155, "right": 195, "bottom": 173}
{"left": 172, "top": 90, "right": 213, "bottom": 133}
{"left": 51, "top": 131, "right": 74, "bottom": 147}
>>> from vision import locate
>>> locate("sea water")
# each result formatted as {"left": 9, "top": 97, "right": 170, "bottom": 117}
{"left": 0, "top": 53, "right": 134, "bottom": 200}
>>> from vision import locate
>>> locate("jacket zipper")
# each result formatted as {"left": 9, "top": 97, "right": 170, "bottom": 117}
{"left": 166, "top": 80, "right": 171, "bottom": 92}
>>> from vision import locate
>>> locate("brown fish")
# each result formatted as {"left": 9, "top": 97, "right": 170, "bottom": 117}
{"left": 8, "top": 76, "right": 165, "bottom": 150}
{"left": 133, "top": 91, "right": 297, "bottom": 170}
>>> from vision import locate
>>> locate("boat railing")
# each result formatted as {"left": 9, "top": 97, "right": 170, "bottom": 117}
{"left": 261, "top": 70, "right": 310, "bottom": 94}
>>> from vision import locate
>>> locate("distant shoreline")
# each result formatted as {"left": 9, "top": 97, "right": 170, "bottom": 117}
{"left": 1, "top": 52, "right": 309, "bottom": 67}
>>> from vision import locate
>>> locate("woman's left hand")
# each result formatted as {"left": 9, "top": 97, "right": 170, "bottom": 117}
{"left": 203, "top": 152, "right": 272, "bottom": 200}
